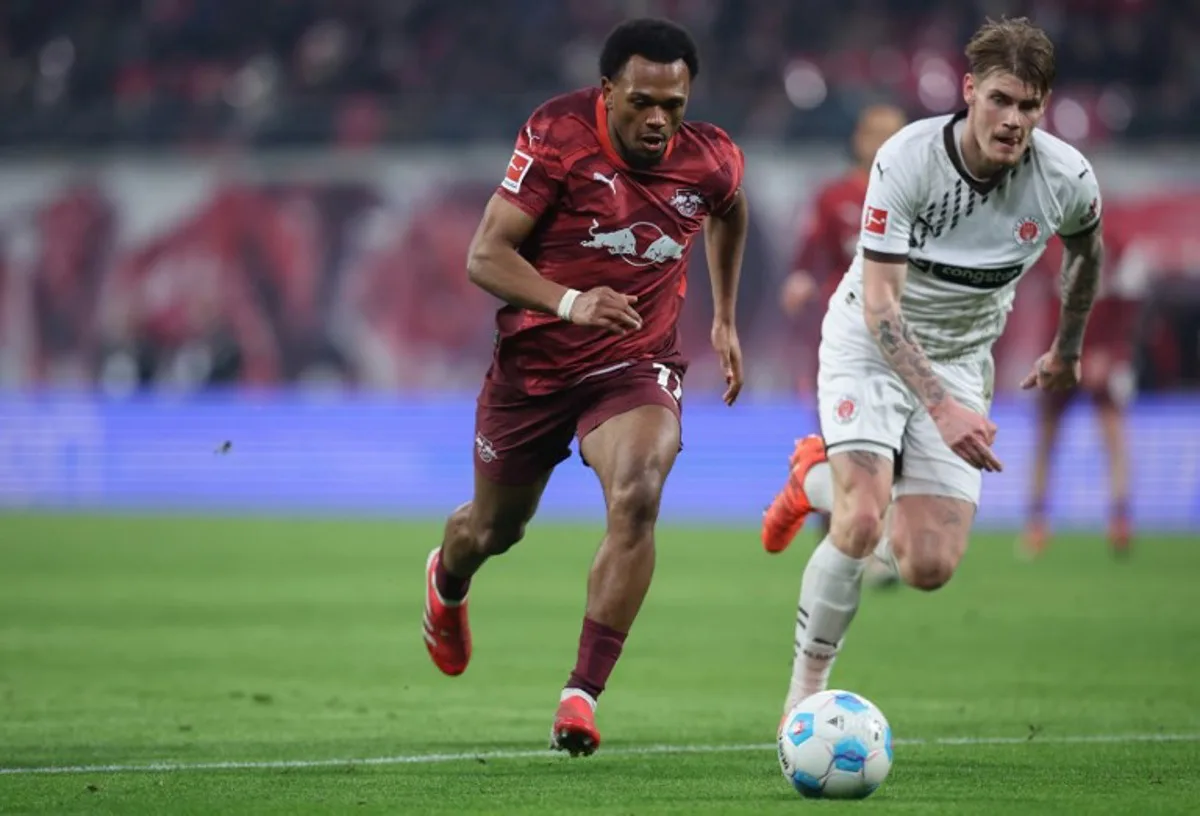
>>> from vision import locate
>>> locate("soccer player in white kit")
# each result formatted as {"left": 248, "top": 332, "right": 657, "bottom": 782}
{"left": 760, "top": 17, "right": 1106, "bottom": 719}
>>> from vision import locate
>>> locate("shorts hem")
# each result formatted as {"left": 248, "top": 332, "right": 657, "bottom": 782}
{"left": 824, "top": 438, "right": 896, "bottom": 459}
{"left": 893, "top": 475, "right": 979, "bottom": 506}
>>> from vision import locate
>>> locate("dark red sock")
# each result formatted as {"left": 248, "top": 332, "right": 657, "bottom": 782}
{"left": 566, "top": 617, "right": 627, "bottom": 701}
{"left": 1111, "top": 497, "right": 1130, "bottom": 524}
{"left": 1029, "top": 496, "right": 1048, "bottom": 522}
{"left": 434, "top": 551, "right": 471, "bottom": 602}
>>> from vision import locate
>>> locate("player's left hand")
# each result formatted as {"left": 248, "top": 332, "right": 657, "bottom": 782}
{"left": 1021, "top": 349, "right": 1081, "bottom": 392}
{"left": 711, "top": 321, "right": 744, "bottom": 406}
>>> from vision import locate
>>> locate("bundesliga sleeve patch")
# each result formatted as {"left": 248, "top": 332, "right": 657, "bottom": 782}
{"left": 864, "top": 206, "right": 889, "bottom": 236}
{"left": 501, "top": 149, "right": 534, "bottom": 193}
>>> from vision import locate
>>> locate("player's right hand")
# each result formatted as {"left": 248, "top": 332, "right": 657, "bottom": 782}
{"left": 780, "top": 271, "right": 817, "bottom": 318}
{"left": 569, "top": 287, "right": 642, "bottom": 334}
{"left": 930, "top": 397, "right": 1003, "bottom": 472}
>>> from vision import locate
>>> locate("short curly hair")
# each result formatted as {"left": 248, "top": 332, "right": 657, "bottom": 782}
{"left": 599, "top": 18, "right": 699, "bottom": 82}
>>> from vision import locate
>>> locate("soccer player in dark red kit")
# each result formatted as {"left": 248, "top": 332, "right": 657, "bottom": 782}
{"left": 1022, "top": 226, "right": 1135, "bottom": 558}
{"left": 421, "top": 18, "right": 748, "bottom": 757}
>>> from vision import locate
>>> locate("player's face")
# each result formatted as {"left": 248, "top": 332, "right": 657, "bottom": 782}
{"left": 964, "top": 71, "right": 1048, "bottom": 170}
{"left": 602, "top": 55, "right": 690, "bottom": 169}
{"left": 852, "top": 106, "right": 906, "bottom": 168}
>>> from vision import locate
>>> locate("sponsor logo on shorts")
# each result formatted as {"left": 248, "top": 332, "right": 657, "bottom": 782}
{"left": 833, "top": 395, "right": 858, "bottom": 424}
{"left": 1013, "top": 216, "right": 1042, "bottom": 246}
{"left": 909, "top": 257, "right": 1024, "bottom": 290}
{"left": 475, "top": 433, "right": 497, "bottom": 463}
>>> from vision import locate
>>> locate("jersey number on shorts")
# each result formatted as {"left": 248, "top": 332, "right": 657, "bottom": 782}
{"left": 653, "top": 363, "right": 683, "bottom": 403}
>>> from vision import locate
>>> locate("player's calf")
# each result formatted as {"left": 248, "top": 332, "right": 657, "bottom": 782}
{"left": 785, "top": 448, "right": 893, "bottom": 711}
{"left": 561, "top": 403, "right": 678, "bottom": 745}
{"left": 440, "top": 503, "right": 529, "bottom": 579}
{"left": 423, "top": 477, "right": 547, "bottom": 677}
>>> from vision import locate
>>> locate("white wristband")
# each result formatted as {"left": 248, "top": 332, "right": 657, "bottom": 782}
{"left": 557, "top": 288, "right": 581, "bottom": 322}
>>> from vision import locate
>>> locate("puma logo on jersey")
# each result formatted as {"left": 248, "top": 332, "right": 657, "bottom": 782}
{"left": 593, "top": 171, "right": 618, "bottom": 195}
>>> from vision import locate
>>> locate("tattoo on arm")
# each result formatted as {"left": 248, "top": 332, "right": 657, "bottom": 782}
{"left": 845, "top": 450, "right": 885, "bottom": 476}
{"left": 869, "top": 304, "right": 947, "bottom": 411}
{"left": 1054, "top": 230, "right": 1105, "bottom": 358}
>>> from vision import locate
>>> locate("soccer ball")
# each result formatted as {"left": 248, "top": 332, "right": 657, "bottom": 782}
{"left": 777, "top": 689, "right": 893, "bottom": 799}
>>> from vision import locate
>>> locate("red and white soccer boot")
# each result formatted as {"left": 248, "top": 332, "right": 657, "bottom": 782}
{"left": 761, "top": 435, "right": 828, "bottom": 554}
{"left": 550, "top": 692, "right": 601, "bottom": 757}
{"left": 422, "top": 548, "right": 472, "bottom": 676}
{"left": 1108, "top": 514, "right": 1132, "bottom": 558}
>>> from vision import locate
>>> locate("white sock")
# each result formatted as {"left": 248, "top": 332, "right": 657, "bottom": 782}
{"left": 873, "top": 535, "right": 899, "bottom": 574}
{"left": 786, "top": 537, "right": 867, "bottom": 713}
{"left": 801, "top": 461, "right": 834, "bottom": 514}
{"left": 561, "top": 688, "right": 597, "bottom": 711}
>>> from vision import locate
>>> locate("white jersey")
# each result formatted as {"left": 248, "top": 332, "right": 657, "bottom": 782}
{"left": 832, "top": 111, "right": 1102, "bottom": 361}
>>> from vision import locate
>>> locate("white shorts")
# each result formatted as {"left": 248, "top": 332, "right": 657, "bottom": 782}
{"left": 816, "top": 303, "right": 995, "bottom": 506}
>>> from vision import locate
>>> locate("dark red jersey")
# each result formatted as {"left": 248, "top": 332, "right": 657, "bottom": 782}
{"left": 490, "top": 88, "right": 744, "bottom": 395}
{"left": 790, "top": 170, "right": 868, "bottom": 302}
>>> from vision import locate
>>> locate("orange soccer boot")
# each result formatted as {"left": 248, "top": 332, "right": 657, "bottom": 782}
{"left": 761, "top": 435, "right": 828, "bottom": 554}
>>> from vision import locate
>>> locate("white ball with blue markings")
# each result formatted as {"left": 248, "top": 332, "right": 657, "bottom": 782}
{"left": 777, "top": 689, "right": 893, "bottom": 799}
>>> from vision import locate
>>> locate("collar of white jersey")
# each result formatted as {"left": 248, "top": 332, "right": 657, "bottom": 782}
{"left": 942, "top": 109, "right": 1032, "bottom": 197}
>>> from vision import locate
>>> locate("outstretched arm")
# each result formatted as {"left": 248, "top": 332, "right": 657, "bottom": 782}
{"left": 704, "top": 188, "right": 748, "bottom": 326}
{"left": 1051, "top": 226, "right": 1105, "bottom": 360}
{"left": 705, "top": 188, "right": 748, "bottom": 405}
{"left": 861, "top": 254, "right": 947, "bottom": 412}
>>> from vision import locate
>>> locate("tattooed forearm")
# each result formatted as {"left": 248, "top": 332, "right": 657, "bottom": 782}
{"left": 1054, "top": 230, "right": 1105, "bottom": 358}
{"left": 863, "top": 260, "right": 949, "bottom": 412}
{"left": 869, "top": 305, "right": 948, "bottom": 411}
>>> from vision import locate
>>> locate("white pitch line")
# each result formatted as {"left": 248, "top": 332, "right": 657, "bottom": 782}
{"left": 1, "top": 733, "right": 1197, "bottom": 777}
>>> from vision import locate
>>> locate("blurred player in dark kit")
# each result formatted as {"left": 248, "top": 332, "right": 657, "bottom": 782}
{"left": 770, "top": 104, "right": 906, "bottom": 564}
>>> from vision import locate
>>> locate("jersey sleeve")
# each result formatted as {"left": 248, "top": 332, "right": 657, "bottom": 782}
{"left": 1058, "top": 155, "right": 1102, "bottom": 238}
{"left": 858, "top": 140, "right": 921, "bottom": 261}
{"left": 495, "top": 112, "right": 566, "bottom": 221}
{"left": 704, "top": 129, "right": 745, "bottom": 216}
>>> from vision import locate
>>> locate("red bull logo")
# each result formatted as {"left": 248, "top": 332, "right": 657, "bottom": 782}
{"left": 580, "top": 219, "right": 686, "bottom": 267}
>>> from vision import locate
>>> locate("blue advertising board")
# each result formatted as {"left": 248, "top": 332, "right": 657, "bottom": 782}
{"left": 0, "top": 393, "right": 1195, "bottom": 531}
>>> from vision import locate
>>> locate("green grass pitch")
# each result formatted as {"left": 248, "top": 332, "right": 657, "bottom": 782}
{"left": 1, "top": 514, "right": 1198, "bottom": 814}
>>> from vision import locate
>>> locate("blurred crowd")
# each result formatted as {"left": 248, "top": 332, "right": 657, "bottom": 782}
{"left": 2, "top": 1, "right": 1200, "bottom": 397}
{"left": 2, "top": 158, "right": 1200, "bottom": 396}
{"left": 0, "top": 0, "right": 1197, "bottom": 149}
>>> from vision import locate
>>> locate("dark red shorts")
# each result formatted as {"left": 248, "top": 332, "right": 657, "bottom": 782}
{"left": 474, "top": 360, "right": 684, "bottom": 485}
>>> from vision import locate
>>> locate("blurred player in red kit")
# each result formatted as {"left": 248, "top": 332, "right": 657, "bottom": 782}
{"left": 421, "top": 18, "right": 748, "bottom": 756}
{"left": 1022, "top": 224, "right": 1135, "bottom": 557}
{"left": 767, "top": 104, "right": 905, "bottom": 564}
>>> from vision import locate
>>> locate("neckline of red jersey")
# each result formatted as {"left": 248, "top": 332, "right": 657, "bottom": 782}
{"left": 594, "top": 92, "right": 675, "bottom": 170}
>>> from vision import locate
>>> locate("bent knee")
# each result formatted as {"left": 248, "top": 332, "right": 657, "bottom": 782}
{"left": 903, "top": 556, "right": 956, "bottom": 591}
{"left": 607, "top": 472, "right": 666, "bottom": 539}
{"left": 833, "top": 509, "right": 886, "bottom": 556}
{"left": 459, "top": 512, "right": 529, "bottom": 558}
{"left": 895, "top": 530, "right": 964, "bottom": 591}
